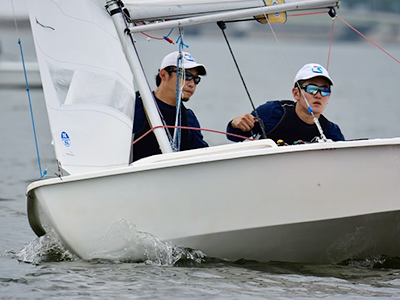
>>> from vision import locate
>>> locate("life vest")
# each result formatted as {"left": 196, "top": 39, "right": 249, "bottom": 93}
{"left": 132, "top": 96, "right": 190, "bottom": 162}
{"left": 266, "top": 100, "right": 329, "bottom": 144}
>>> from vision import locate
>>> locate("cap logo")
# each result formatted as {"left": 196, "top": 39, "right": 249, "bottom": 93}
{"left": 311, "top": 66, "right": 323, "bottom": 74}
{"left": 183, "top": 53, "right": 196, "bottom": 63}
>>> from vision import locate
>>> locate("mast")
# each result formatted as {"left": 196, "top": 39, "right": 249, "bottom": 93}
{"left": 106, "top": 1, "right": 174, "bottom": 155}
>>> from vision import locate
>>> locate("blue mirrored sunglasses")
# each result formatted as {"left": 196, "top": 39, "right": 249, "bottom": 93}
{"left": 301, "top": 84, "right": 331, "bottom": 97}
{"left": 169, "top": 70, "right": 201, "bottom": 85}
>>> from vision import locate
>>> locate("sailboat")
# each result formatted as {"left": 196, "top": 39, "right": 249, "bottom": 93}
{"left": 26, "top": 0, "right": 400, "bottom": 263}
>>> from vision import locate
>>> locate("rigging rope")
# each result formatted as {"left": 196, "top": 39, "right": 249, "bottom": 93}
{"left": 217, "top": 21, "right": 267, "bottom": 139}
{"left": 19, "top": 39, "right": 48, "bottom": 178}
{"left": 287, "top": 9, "right": 400, "bottom": 142}
{"left": 132, "top": 125, "right": 254, "bottom": 146}
{"left": 135, "top": 23, "right": 175, "bottom": 44}
{"left": 174, "top": 49, "right": 183, "bottom": 151}
{"left": 173, "top": 29, "right": 189, "bottom": 151}
{"left": 327, "top": 16, "right": 335, "bottom": 70}
{"left": 336, "top": 15, "right": 400, "bottom": 65}
{"left": 11, "top": 1, "right": 47, "bottom": 178}
{"left": 292, "top": 10, "right": 400, "bottom": 65}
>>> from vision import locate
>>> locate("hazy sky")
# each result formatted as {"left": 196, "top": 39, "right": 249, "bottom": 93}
{"left": 0, "top": 0, "right": 28, "bottom": 18}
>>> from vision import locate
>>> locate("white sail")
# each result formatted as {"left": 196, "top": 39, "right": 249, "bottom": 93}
{"left": 29, "top": 0, "right": 135, "bottom": 175}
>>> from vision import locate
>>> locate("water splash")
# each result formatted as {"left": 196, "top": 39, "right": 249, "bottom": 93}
{"left": 16, "top": 231, "right": 75, "bottom": 264}
{"left": 16, "top": 220, "right": 206, "bottom": 266}
{"left": 88, "top": 219, "right": 206, "bottom": 266}
{"left": 339, "top": 255, "right": 400, "bottom": 269}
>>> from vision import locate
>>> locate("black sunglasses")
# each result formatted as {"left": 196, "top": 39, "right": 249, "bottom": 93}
{"left": 167, "top": 69, "right": 201, "bottom": 85}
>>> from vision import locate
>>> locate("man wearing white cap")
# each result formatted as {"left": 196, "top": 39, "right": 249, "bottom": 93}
{"left": 226, "top": 63, "right": 344, "bottom": 145}
{"left": 131, "top": 51, "right": 208, "bottom": 162}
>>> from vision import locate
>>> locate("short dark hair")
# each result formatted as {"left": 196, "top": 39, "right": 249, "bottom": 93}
{"left": 294, "top": 80, "right": 306, "bottom": 88}
{"left": 155, "top": 67, "right": 175, "bottom": 87}
{"left": 155, "top": 72, "right": 161, "bottom": 87}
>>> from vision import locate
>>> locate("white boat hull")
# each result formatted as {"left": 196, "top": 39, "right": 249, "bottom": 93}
{"left": 27, "top": 138, "right": 400, "bottom": 263}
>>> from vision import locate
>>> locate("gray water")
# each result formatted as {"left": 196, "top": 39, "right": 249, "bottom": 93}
{"left": 2, "top": 21, "right": 400, "bottom": 299}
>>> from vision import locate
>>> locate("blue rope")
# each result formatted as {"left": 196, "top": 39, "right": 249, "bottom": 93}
{"left": 18, "top": 38, "right": 47, "bottom": 178}
{"left": 174, "top": 54, "right": 183, "bottom": 151}
{"left": 175, "top": 35, "right": 189, "bottom": 52}
{"left": 173, "top": 34, "right": 189, "bottom": 151}
{"left": 164, "top": 28, "right": 174, "bottom": 39}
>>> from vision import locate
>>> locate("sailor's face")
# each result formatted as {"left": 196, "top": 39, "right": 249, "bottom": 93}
{"left": 295, "top": 77, "right": 330, "bottom": 116}
{"left": 182, "top": 68, "right": 198, "bottom": 101}
{"left": 168, "top": 67, "right": 199, "bottom": 101}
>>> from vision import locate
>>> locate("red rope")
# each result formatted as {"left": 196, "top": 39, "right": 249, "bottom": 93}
{"left": 140, "top": 31, "right": 164, "bottom": 40}
{"left": 134, "top": 22, "right": 174, "bottom": 44}
{"left": 131, "top": 125, "right": 254, "bottom": 146}
{"left": 336, "top": 15, "right": 400, "bottom": 64}
{"left": 288, "top": 10, "right": 335, "bottom": 69}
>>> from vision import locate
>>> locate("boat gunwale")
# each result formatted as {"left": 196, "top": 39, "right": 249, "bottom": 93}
{"left": 26, "top": 137, "right": 400, "bottom": 192}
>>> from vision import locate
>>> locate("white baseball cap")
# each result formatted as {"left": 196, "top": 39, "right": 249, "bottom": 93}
{"left": 294, "top": 63, "right": 333, "bottom": 86}
{"left": 160, "top": 51, "right": 207, "bottom": 76}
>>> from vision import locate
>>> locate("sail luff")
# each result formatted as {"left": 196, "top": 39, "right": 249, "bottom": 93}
{"left": 128, "top": 0, "right": 338, "bottom": 33}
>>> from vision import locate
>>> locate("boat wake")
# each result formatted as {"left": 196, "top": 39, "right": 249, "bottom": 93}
{"left": 16, "top": 219, "right": 206, "bottom": 266}
{"left": 88, "top": 219, "right": 206, "bottom": 265}
{"left": 14, "top": 225, "right": 400, "bottom": 271}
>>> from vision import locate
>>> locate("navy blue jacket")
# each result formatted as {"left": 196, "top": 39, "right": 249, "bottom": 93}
{"left": 227, "top": 100, "right": 345, "bottom": 143}
{"left": 133, "top": 94, "right": 209, "bottom": 149}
